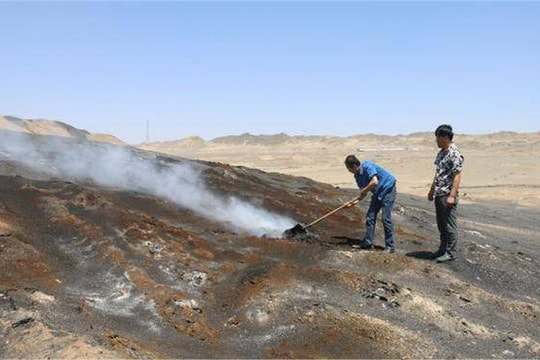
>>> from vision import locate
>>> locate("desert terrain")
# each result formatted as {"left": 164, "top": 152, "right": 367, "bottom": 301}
{"left": 0, "top": 115, "right": 539, "bottom": 359}
{"left": 139, "top": 131, "right": 540, "bottom": 208}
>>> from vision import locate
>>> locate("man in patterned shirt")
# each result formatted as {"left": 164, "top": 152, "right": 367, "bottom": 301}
{"left": 428, "top": 124, "right": 464, "bottom": 263}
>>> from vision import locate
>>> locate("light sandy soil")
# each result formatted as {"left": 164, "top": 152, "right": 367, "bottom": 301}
{"left": 140, "top": 132, "right": 540, "bottom": 208}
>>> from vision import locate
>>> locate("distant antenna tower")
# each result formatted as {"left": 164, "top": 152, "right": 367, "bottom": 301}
{"left": 145, "top": 120, "right": 150, "bottom": 143}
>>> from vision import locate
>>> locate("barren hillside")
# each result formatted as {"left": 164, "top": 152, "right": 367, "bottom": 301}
{"left": 0, "top": 114, "right": 124, "bottom": 145}
{"left": 1, "top": 128, "right": 539, "bottom": 358}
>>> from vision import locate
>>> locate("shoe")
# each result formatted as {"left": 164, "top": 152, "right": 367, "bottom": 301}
{"left": 352, "top": 242, "right": 373, "bottom": 250}
{"left": 435, "top": 253, "right": 455, "bottom": 263}
{"left": 385, "top": 247, "right": 395, "bottom": 254}
{"left": 430, "top": 251, "right": 444, "bottom": 260}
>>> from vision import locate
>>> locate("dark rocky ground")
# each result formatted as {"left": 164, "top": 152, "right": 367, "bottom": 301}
{"left": 0, "top": 131, "right": 538, "bottom": 359}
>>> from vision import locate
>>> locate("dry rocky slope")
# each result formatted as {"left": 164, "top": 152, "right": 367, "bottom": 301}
{"left": 0, "top": 121, "right": 539, "bottom": 358}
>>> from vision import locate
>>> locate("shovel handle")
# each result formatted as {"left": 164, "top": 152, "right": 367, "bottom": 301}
{"left": 304, "top": 196, "right": 361, "bottom": 229}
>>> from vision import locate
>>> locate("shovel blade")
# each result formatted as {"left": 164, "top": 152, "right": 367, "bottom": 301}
{"left": 283, "top": 223, "right": 307, "bottom": 239}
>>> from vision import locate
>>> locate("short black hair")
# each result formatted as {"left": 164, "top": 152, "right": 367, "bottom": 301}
{"left": 435, "top": 124, "right": 454, "bottom": 141}
{"left": 344, "top": 154, "right": 360, "bottom": 169}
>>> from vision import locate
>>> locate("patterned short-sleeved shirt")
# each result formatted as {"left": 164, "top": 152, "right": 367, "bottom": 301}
{"left": 433, "top": 144, "right": 464, "bottom": 197}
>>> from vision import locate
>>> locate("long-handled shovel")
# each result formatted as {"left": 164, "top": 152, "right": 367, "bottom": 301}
{"left": 283, "top": 196, "right": 361, "bottom": 239}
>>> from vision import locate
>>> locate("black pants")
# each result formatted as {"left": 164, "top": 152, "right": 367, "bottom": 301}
{"left": 435, "top": 195, "right": 459, "bottom": 258}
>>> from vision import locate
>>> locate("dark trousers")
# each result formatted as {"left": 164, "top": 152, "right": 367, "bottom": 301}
{"left": 435, "top": 195, "right": 459, "bottom": 258}
{"left": 363, "top": 185, "right": 396, "bottom": 249}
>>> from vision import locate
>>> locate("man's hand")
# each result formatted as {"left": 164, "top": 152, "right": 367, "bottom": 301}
{"left": 428, "top": 188, "right": 434, "bottom": 201}
{"left": 345, "top": 197, "right": 361, "bottom": 208}
{"left": 447, "top": 195, "right": 456, "bottom": 208}
{"left": 358, "top": 191, "right": 368, "bottom": 201}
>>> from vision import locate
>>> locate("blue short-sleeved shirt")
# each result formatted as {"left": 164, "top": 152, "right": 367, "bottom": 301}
{"left": 354, "top": 161, "right": 396, "bottom": 201}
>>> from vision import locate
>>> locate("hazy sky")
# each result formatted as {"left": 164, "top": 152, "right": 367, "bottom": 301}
{"left": 1, "top": 1, "right": 538, "bottom": 144}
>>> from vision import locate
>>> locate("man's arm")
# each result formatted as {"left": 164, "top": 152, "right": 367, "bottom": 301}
{"left": 447, "top": 172, "right": 462, "bottom": 207}
{"left": 358, "top": 175, "right": 378, "bottom": 200}
{"left": 428, "top": 171, "right": 436, "bottom": 201}
{"left": 347, "top": 176, "right": 378, "bottom": 208}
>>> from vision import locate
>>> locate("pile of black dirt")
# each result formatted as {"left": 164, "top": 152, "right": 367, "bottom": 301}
{"left": 283, "top": 223, "right": 306, "bottom": 239}
{"left": 282, "top": 224, "right": 320, "bottom": 243}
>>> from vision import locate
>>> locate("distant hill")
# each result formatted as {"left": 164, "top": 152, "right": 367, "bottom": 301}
{"left": 3, "top": 113, "right": 538, "bottom": 151}
{"left": 212, "top": 132, "right": 295, "bottom": 145}
{"left": 140, "top": 130, "right": 540, "bottom": 152}
{"left": 0, "top": 114, "right": 125, "bottom": 145}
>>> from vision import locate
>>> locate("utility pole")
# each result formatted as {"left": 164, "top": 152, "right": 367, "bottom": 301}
{"left": 145, "top": 120, "right": 150, "bottom": 143}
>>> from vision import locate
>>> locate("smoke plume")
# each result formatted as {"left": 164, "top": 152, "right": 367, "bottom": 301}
{"left": 0, "top": 131, "right": 295, "bottom": 237}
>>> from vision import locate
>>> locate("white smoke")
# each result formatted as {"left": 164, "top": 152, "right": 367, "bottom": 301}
{"left": 0, "top": 131, "right": 295, "bottom": 237}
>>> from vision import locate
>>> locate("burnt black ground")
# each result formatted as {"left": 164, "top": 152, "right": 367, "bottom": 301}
{"left": 0, "top": 132, "right": 538, "bottom": 359}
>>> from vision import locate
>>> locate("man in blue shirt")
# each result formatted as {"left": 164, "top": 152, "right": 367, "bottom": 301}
{"left": 344, "top": 155, "right": 397, "bottom": 253}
